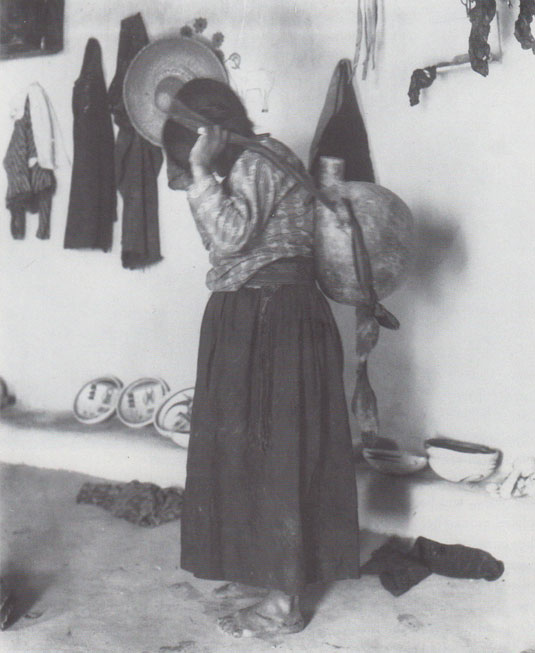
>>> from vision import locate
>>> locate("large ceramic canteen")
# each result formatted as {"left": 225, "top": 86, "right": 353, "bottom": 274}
{"left": 314, "top": 157, "right": 415, "bottom": 304}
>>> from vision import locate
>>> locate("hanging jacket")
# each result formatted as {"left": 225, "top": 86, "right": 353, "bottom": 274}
{"left": 3, "top": 97, "right": 56, "bottom": 239}
{"left": 64, "top": 38, "right": 116, "bottom": 251}
{"left": 108, "top": 13, "right": 164, "bottom": 270}
{"left": 309, "top": 59, "right": 375, "bottom": 183}
{"left": 9, "top": 82, "right": 69, "bottom": 171}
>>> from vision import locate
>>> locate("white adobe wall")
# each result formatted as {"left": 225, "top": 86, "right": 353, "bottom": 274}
{"left": 1, "top": 0, "right": 534, "bottom": 465}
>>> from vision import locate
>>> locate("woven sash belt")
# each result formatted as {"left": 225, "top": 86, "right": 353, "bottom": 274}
{"left": 243, "top": 256, "right": 315, "bottom": 288}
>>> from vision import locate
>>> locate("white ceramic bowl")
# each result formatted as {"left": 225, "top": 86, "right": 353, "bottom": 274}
{"left": 116, "top": 377, "right": 170, "bottom": 428}
{"left": 362, "top": 448, "right": 428, "bottom": 475}
{"left": 153, "top": 386, "right": 195, "bottom": 449}
{"left": 73, "top": 376, "right": 123, "bottom": 424}
{"left": 425, "top": 437, "right": 501, "bottom": 483}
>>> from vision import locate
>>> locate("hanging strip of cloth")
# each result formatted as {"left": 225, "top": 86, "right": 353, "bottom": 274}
{"left": 108, "top": 13, "right": 164, "bottom": 270}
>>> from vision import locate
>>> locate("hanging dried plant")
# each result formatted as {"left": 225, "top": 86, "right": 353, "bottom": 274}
{"left": 193, "top": 17, "right": 208, "bottom": 34}
{"left": 467, "top": 0, "right": 497, "bottom": 76}
{"left": 515, "top": 0, "right": 535, "bottom": 52}
{"left": 407, "top": 66, "right": 437, "bottom": 106}
{"left": 212, "top": 32, "right": 224, "bottom": 48}
{"left": 178, "top": 19, "right": 228, "bottom": 63}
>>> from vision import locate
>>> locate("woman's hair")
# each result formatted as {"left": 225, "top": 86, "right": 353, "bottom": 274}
{"left": 162, "top": 78, "right": 254, "bottom": 173}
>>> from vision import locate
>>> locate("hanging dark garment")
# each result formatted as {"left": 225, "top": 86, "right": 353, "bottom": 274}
{"left": 108, "top": 13, "right": 163, "bottom": 269}
{"left": 3, "top": 98, "right": 56, "bottom": 239}
{"left": 64, "top": 38, "right": 116, "bottom": 251}
{"left": 309, "top": 59, "right": 374, "bottom": 183}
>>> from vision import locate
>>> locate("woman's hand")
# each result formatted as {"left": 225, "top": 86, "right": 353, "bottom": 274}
{"left": 189, "top": 125, "right": 228, "bottom": 177}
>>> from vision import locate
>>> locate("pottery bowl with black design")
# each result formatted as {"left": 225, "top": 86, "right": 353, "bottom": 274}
{"left": 362, "top": 448, "right": 428, "bottom": 475}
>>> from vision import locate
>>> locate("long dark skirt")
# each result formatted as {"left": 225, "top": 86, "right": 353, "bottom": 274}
{"left": 181, "top": 282, "right": 360, "bottom": 594}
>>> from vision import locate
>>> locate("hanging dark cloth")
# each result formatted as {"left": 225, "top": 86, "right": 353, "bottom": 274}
{"left": 3, "top": 98, "right": 56, "bottom": 240}
{"left": 64, "top": 38, "right": 116, "bottom": 251}
{"left": 309, "top": 59, "right": 374, "bottom": 183}
{"left": 108, "top": 13, "right": 163, "bottom": 269}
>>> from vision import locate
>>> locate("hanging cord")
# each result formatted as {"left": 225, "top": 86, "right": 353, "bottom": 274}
{"left": 352, "top": 0, "right": 379, "bottom": 80}
{"left": 166, "top": 97, "right": 337, "bottom": 211}
{"left": 353, "top": 0, "right": 364, "bottom": 74}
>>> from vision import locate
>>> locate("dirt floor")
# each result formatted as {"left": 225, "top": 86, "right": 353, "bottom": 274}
{"left": 1, "top": 462, "right": 533, "bottom": 653}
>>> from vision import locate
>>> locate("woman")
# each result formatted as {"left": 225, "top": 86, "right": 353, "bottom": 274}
{"left": 163, "top": 78, "right": 360, "bottom": 638}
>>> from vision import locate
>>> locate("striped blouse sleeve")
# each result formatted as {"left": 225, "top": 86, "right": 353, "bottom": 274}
{"left": 186, "top": 151, "right": 280, "bottom": 255}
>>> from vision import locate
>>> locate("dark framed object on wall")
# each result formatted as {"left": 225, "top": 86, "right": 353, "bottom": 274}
{"left": 0, "top": 0, "right": 64, "bottom": 60}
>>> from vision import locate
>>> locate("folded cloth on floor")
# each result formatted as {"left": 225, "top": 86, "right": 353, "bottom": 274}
{"left": 412, "top": 536, "right": 505, "bottom": 580}
{"left": 361, "top": 536, "right": 504, "bottom": 596}
{"left": 76, "top": 480, "right": 183, "bottom": 527}
{"left": 360, "top": 537, "right": 431, "bottom": 596}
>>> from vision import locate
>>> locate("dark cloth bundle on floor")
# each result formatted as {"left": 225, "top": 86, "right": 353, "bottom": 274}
{"left": 360, "top": 537, "right": 432, "bottom": 595}
{"left": 108, "top": 13, "right": 164, "bottom": 270}
{"left": 64, "top": 38, "right": 116, "bottom": 251}
{"left": 3, "top": 98, "right": 56, "bottom": 239}
{"left": 361, "top": 536, "right": 504, "bottom": 596}
{"left": 76, "top": 480, "right": 183, "bottom": 527}
{"left": 309, "top": 58, "right": 374, "bottom": 183}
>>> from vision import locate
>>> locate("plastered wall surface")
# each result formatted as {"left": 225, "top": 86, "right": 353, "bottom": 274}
{"left": 1, "top": 0, "right": 534, "bottom": 462}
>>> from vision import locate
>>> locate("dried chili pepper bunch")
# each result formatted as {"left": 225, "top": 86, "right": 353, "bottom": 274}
{"left": 467, "top": 0, "right": 535, "bottom": 74}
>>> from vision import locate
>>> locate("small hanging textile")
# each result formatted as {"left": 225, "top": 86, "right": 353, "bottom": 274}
{"left": 309, "top": 58, "right": 375, "bottom": 184}
{"left": 64, "top": 38, "right": 116, "bottom": 251}
{"left": 3, "top": 97, "right": 56, "bottom": 239}
{"left": 108, "top": 13, "right": 164, "bottom": 270}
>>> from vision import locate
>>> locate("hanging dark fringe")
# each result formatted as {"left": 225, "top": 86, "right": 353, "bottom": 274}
{"left": 515, "top": 0, "right": 535, "bottom": 52}
{"left": 468, "top": 0, "right": 497, "bottom": 76}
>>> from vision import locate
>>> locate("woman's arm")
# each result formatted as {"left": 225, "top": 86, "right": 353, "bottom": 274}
{"left": 187, "top": 127, "right": 280, "bottom": 255}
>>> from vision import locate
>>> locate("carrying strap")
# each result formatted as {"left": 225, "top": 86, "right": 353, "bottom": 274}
{"left": 166, "top": 98, "right": 337, "bottom": 211}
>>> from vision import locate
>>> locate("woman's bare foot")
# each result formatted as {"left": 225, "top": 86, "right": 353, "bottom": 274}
{"left": 217, "top": 590, "right": 304, "bottom": 638}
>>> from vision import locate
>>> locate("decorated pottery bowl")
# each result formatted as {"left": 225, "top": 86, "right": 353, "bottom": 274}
{"left": 153, "top": 386, "right": 195, "bottom": 449}
{"left": 362, "top": 448, "right": 428, "bottom": 475}
{"left": 73, "top": 376, "right": 123, "bottom": 425}
{"left": 116, "top": 377, "right": 170, "bottom": 428}
{"left": 424, "top": 437, "right": 501, "bottom": 483}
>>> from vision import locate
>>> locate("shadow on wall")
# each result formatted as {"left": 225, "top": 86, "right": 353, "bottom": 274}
{"left": 410, "top": 215, "right": 468, "bottom": 303}
{"left": 339, "top": 210, "right": 468, "bottom": 454}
